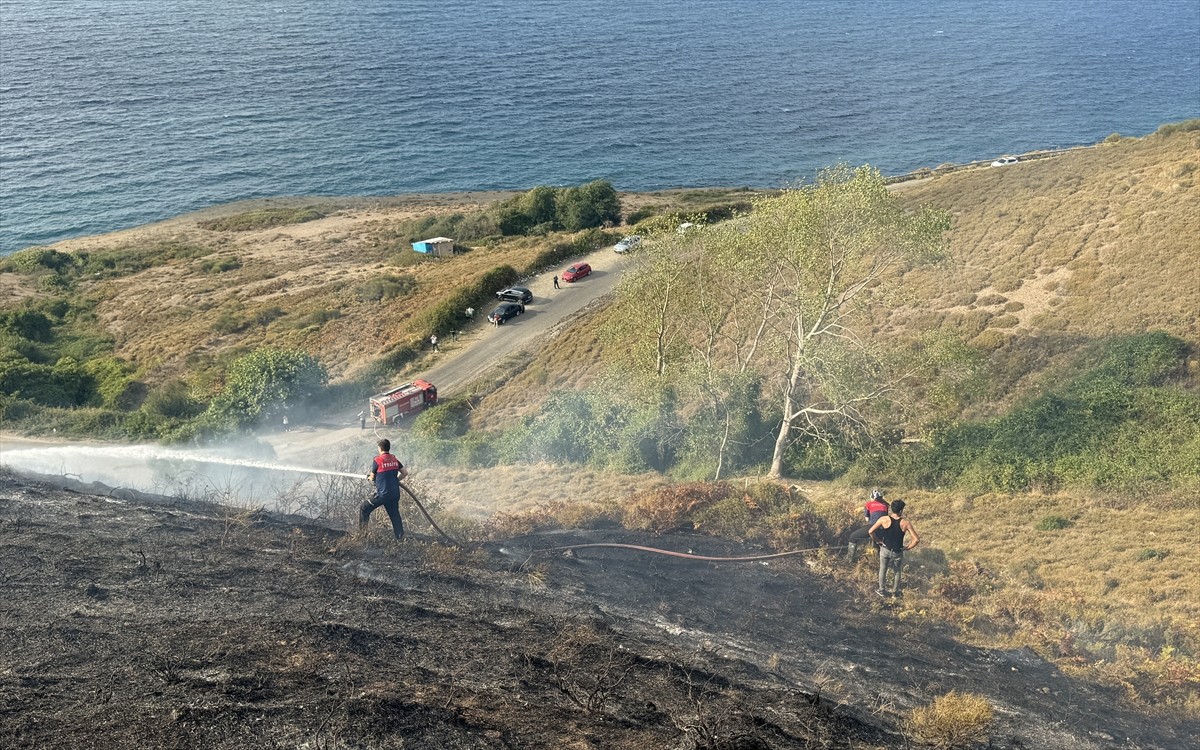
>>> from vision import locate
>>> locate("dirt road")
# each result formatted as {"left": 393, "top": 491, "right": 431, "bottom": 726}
{"left": 262, "top": 243, "right": 634, "bottom": 464}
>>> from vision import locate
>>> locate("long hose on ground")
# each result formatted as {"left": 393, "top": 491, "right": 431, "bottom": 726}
{"left": 534, "top": 542, "right": 841, "bottom": 562}
{"left": 399, "top": 483, "right": 846, "bottom": 561}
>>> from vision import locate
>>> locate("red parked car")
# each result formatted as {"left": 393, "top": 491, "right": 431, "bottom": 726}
{"left": 561, "top": 262, "right": 591, "bottom": 282}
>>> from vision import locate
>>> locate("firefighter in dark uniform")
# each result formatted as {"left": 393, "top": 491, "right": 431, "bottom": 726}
{"left": 361, "top": 438, "right": 409, "bottom": 539}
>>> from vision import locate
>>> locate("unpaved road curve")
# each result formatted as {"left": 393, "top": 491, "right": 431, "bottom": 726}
{"left": 417, "top": 246, "right": 633, "bottom": 394}
{"left": 263, "top": 244, "right": 634, "bottom": 463}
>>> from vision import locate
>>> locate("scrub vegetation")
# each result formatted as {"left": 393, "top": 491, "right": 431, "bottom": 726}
{"left": 3, "top": 126, "right": 1200, "bottom": 718}
{"left": 197, "top": 205, "right": 326, "bottom": 231}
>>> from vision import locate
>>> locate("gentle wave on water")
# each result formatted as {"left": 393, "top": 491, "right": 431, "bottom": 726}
{"left": 1, "top": 0, "right": 1198, "bottom": 252}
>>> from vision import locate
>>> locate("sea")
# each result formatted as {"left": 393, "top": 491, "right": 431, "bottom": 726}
{"left": 1, "top": 0, "right": 1197, "bottom": 254}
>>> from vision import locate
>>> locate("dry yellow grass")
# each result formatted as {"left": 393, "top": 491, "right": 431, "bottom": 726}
{"left": 906, "top": 691, "right": 995, "bottom": 749}
{"left": 467, "top": 129, "right": 1200, "bottom": 423}
{"left": 889, "top": 129, "right": 1200, "bottom": 401}
{"left": 854, "top": 487, "right": 1200, "bottom": 711}
{"left": 3, "top": 188, "right": 758, "bottom": 390}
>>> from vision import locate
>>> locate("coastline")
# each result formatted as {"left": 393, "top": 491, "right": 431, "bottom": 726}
{"left": 23, "top": 185, "right": 772, "bottom": 255}
{"left": 28, "top": 139, "right": 1104, "bottom": 256}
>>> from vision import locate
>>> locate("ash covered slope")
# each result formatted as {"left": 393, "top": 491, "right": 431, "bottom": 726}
{"left": 0, "top": 473, "right": 1184, "bottom": 749}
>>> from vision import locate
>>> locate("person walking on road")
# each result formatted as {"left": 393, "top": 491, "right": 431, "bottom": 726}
{"left": 869, "top": 499, "right": 919, "bottom": 597}
{"left": 552, "top": 275, "right": 559, "bottom": 289}
{"left": 282, "top": 413, "right": 290, "bottom": 432}
{"left": 361, "top": 439, "right": 409, "bottom": 540}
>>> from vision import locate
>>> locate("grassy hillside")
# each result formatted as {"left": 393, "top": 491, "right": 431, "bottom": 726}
{"left": 0, "top": 188, "right": 756, "bottom": 391}
{"left": 474, "top": 127, "right": 1200, "bottom": 427}
{"left": 889, "top": 126, "right": 1200, "bottom": 410}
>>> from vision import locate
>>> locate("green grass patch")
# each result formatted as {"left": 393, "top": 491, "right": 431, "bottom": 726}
{"left": 1035, "top": 514, "right": 1073, "bottom": 531}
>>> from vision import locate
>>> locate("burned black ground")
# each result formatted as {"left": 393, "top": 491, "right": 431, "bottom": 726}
{"left": 0, "top": 471, "right": 1189, "bottom": 749}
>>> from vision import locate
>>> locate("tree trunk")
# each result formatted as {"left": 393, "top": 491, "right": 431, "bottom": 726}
{"left": 768, "top": 393, "right": 794, "bottom": 479}
{"left": 769, "top": 345, "right": 807, "bottom": 479}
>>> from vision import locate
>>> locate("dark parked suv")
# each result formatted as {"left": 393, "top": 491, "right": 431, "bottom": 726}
{"left": 496, "top": 286, "right": 533, "bottom": 304}
{"left": 487, "top": 301, "right": 525, "bottom": 325}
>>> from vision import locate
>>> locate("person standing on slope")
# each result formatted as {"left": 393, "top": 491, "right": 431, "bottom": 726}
{"left": 869, "top": 498, "right": 919, "bottom": 597}
{"left": 846, "top": 489, "right": 890, "bottom": 561}
{"left": 361, "top": 438, "right": 409, "bottom": 540}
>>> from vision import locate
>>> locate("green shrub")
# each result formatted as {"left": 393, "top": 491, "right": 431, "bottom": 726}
{"left": 378, "top": 210, "right": 500, "bottom": 247}
{"left": 212, "top": 310, "right": 246, "bottom": 335}
{"left": 0, "top": 309, "right": 54, "bottom": 342}
{"left": 493, "top": 181, "right": 621, "bottom": 236}
{"left": 1154, "top": 119, "right": 1200, "bottom": 137}
{"left": 83, "top": 356, "right": 141, "bottom": 409}
{"left": 204, "top": 348, "right": 328, "bottom": 429}
{"left": 415, "top": 265, "right": 519, "bottom": 340}
{"left": 1137, "top": 548, "right": 1169, "bottom": 561}
{"left": 1035, "top": 514, "right": 1073, "bottom": 531}
{"left": 199, "top": 256, "right": 242, "bottom": 273}
{"left": 356, "top": 274, "right": 417, "bottom": 302}
{"left": 365, "top": 344, "right": 420, "bottom": 384}
{"left": 527, "top": 228, "right": 617, "bottom": 272}
{"left": 285, "top": 308, "right": 342, "bottom": 330}
{"left": 55, "top": 331, "right": 115, "bottom": 361}
{"left": 456, "top": 431, "right": 498, "bottom": 467}
{"left": 144, "top": 380, "right": 203, "bottom": 419}
{"left": 75, "top": 240, "right": 212, "bottom": 278}
{"left": 251, "top": 306, "right": 286, "bottom": 327}
{"left": 624, "top": 206, "right": 658, "bottom": 224}
{"left": 556, "top": 180, "right": 621, "bottom": 231}
{"left": 0, "top": 356, "right": 93, "bottom": 407}
{"left": 0, "top": 247, "right": 74, "bottom": 274}
{"left": 914, "top": 333, "right": 1199, "bottom": 492}
{"left": 412, "top": 398, "right": 472, "bottom": 439}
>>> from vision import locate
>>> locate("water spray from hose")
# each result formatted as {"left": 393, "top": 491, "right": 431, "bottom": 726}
{"left": 1, "top": 444, "right": 363, "bottom": 479}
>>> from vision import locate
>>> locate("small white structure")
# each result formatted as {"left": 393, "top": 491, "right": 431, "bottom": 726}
{"left": 412, "top": 237, "right": 455, "bottom": 257}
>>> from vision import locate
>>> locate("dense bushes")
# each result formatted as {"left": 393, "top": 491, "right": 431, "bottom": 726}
{"left": 495, "top": 180, "right": 621, "bottom": 236}
{"left": 1, "top": 240, "right": 213, "bottom": 284}
{"left": 399, "top": 332, "right": 1198, "bottom": 496}
{"left": 355, "top": 273, "right": 417, "bottom": 302}
{"left": 528, "top": 228, "right": 618, "bottom": 271}
{"left": 203, "top": 348, "right": 329, "bottom": 430}
{"left": 380, "top": 210, "right": 500, "bottom": 246}
{"left": 911, "top": 332, "right": 1199, "bottom": 492}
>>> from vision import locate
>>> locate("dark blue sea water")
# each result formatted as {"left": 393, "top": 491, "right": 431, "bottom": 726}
{"left": 1, "top": 0, "right": 1198, "bottom": 253}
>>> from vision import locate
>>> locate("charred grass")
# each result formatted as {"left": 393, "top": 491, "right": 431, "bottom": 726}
{"left": 477, "top": 476, "right": 1200, "bottom": 716}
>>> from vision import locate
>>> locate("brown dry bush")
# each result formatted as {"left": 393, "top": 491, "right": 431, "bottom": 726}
{"left": 905, "top": 691, "right": 995, "bottom": 749}
{"left": 619, "top": 481, "right": 733, "bottom": 532}
{"left": 478, "top": 506, "right": 559, "bottom": 540}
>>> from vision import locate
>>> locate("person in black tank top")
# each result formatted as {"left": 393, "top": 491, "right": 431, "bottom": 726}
{"left": 868, "top": 499, "right": 920, "bottom": 597}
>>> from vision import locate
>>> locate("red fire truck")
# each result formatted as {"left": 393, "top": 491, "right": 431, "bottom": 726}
{"left": 369, "top": 380, "right": 438, "bottom": 425}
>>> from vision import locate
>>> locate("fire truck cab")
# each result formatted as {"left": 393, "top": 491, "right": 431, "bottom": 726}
{"left": 369, "top": 379, "right": 438, "bottom": 425}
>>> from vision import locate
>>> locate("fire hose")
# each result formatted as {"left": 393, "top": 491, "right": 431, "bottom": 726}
{"left": 399, "top": 481, "right": 461, "bottom": 546}
{"left": 399, "top": 482, "right": 843, "bottom": 562}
